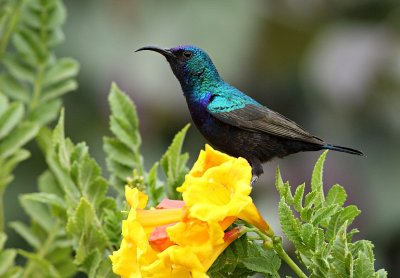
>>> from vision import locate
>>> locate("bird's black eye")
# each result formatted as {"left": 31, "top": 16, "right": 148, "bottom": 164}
{"left": 183, "top": 51, "right": 193, "bottom": 59}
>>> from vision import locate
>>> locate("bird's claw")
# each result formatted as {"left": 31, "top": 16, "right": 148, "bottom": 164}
{"left": 250, "top": 175, "right": 258, "bottom": 185}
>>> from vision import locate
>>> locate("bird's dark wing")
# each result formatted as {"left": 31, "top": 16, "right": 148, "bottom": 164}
{"left": 208, "top": 103, "right": 324, "bottom": 144}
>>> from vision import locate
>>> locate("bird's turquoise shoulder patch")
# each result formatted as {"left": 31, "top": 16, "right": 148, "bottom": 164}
{"left": 207, "top": 84, "right": 261, "bottom": 113}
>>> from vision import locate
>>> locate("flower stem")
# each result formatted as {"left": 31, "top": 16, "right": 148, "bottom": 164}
{"left": 272, "top": 236, "right": 308, "bottom": 278}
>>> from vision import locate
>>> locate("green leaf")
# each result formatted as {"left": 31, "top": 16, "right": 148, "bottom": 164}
{"left": 375, "top": 269, "right": 388, "bottom": 278}
{"left": 0, "top": 249, "right": 17, "bottom": 276}
{"left": 146, "top": 161, "right": 164, "bottom": 206}
{"left": 310, "top": 204, "right": 339, "bottom": 227}
{"left": 23, "top": 192, "right": 66, "bottom": 210}
{"left": 160, "top": 124, "right": 190, "bottom": 199}
{"left": 72, "top": 156, "right": 108, "bottom": 208}
{"left": 354, "top": 251, "right": 375, "bottom": 278}
{"left": 43, "top": 58, "right": 79, "bottom": 86}
{"left": 103, "top": 138, "right": 136, "bottom": 169}
{"left": 278, "top": 199, "right": 303, "bottom": 248}
{"left": 2, "top": 55, "right": 35, "bottom": 83}
{"left": 20, "top": 196, "right": 54, "bottom": 232}
{"left": 330, "top": 224, "right": 350, "bottom": 277}
{"left": 293, "top": 183, "right": 305, "bottom": 212}
{"left": 0, "top": 101, "right": 24, "bottom": 139}
{"left": 326, "top": 184, "right": 347, "bottom": 207}
{"left": 41, "top": 79, "right": 78, "bottom": 102}
{"left": 0, "top": 149, "right": 30, "bottom": 190}
{"left": 13, "top": 27, "right": 47, "bottom": 63}
{"left": 208, "top": 235, "right": 255, "bottom": 277}
{"left": 242, "top": 243, "right": 280, "bottom": 276}
{"left": 108, "top": 83, "right": 141, "bottom": 149}
{"left": 0, "top": 121, "right": 39, "bottom": 159}
{"left": 28, "top": 99, "right": 62, "bottom": 125}
{"left": 18, "top": 249, "right": 62, "bottom": 278}
{"left": 0, "top": 74, "right": 30, "bottom": 103}
{"left": 311, "top": 151, "right": 328, "bottom": 208}
{"left": 9, "top": 221, "right": 41, "bottom": 249}
{"left": 105, "top": 83, "right": 143, "bottom": 192}
{"left": 66, "top": 198, "right": 108, "bottom": 265}
{"left": 80, "top": 249, "right": 101, "bottom": 278}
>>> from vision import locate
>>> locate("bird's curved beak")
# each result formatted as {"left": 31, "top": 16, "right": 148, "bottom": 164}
{"left": 135, "top": 46, "right": 175, "bottom": 58}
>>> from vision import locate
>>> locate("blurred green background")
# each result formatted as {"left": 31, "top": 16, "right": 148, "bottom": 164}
{"left": 7, "top": 0, "right": 400, "bottom": 275}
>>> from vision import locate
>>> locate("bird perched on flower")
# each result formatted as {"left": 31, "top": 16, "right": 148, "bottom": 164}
{"left": 136, "top": 45, "right": 363, "bottom": 183}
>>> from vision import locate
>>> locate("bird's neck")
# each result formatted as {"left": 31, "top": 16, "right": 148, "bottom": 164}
{"left": 178, "top": 66, "right": 222, "bottom": 95}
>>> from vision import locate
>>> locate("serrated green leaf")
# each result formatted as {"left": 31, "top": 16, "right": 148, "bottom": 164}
{"left": 375, "top": 269, "right": 388, "bottom": 278}
{"left": 9, "top": 221, "right": 41, "bottom": 249}
{"left": 340, "top": 205, "right": 361, "bottom": 225}
{"left": 43, "top": 58, "right": 79, "bottom": 86}
{"left": 326, "top": 184, "right": 347, "bottom": 207}
{"left": 278, "top": 199, "right": 303, "bottom": 248}
{"left": 300, "top": 223, "right": 317, "bottom": 250}
{"left": 160, "top": 124, "right": 190, "bottom": 199}
{"left": 94, "top": 258, "right": 117, "bottom": 278}
{"left": 330, "top": 224, "right": 350, "bottom": 277}
{"left": 0, "top": 249, "right": 17, "bottom": 276}
{"left": 80, "top": 249, "right": 101, "bottom": 278}
{"left": 23, "top": 192, "right": 66, "bottom": 209}
{"left": 73, "top": 155, "right": 108, "bottom": 208}
{"left": 66, "top": 198, "right": 108, "bottom": 264}
{"left": 275, "top": 167, "right": 286, "bottom": 198}
{"left": 310, "top": 204, "right": 339, "bottom": 227}
{"left": 293, "top": 183, "right": 305, "bottom": 212}
{"left": 208, "top": 235, "right": 254, "bottom": 277}
{"left": 0, "top": 101, "right": 24, "bottom": 139}
{"left": 311, "top": 151, "right": 328, "bottom": 208}
{"left": 41, "top": 79, "right": 78, "bottom": 102}
{"left": 28, "top": 98, "right": 62, "bottom": 125}
{"left": 0, "top": 148, "right": 30, "bottom": 189}
{"left": 20, "top": 196, "right": 54, "bottom": 232}
{"left": 0, "top": 74, "right": 30, "bottom": 103}
{"left": 350, "top": 240, "right": 374, "bottom": 261}
{"left": 242, "top": 243, "right": 280, "bottom": 275}
{"left": 354, "top": 251, "right": 375, "bottom": 278}
{"left": 2, "top": 55, "right": 35, "bottom": 83}
{"left": 0, "top": 121, "right": 39, "bottom": 159}
{"left": 13, "top": 27, "right": 47, "bottom": 63}
{"left": 108, "top": 83, "right": 141, "bottom": 149}
{"left": 18, "top": 249, "right": 62, "bottom": 278}
{"left": 146, "top": 161, "right": 164, "bottom": 206}
{"left": 103, "top": 137, "right": 136, "bottom": 168}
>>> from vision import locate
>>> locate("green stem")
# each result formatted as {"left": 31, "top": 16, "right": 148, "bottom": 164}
{"left": 29, "top": 63, "right": 44, "bottom": 110}
{"left": 273, "top": 236, "right": 308, "bottom": 278}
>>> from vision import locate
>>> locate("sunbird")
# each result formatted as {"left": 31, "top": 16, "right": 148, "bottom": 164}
{"left": 136, "top": 45, "right": 363, "bottom": 183}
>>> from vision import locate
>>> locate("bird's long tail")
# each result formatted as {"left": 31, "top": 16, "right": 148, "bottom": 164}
{"left": 323, "top": 144, "right": 364, "bottom": 156}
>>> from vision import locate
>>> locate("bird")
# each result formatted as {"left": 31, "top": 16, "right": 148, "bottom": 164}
{"left": 136, "top": 45, "right": 363, "bottom": 183}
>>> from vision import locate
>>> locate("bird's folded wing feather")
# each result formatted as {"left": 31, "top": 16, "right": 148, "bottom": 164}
{"left": 208, "top": 102, "right": 324, "bottom": 144}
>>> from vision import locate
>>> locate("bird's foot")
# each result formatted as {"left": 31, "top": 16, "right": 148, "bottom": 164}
{"left": 250, "top": 175, "right": 258, "bottom": 185}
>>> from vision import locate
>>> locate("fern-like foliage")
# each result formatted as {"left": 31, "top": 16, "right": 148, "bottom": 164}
{"left": 277, "top": 151, "right": 387, "bottom": 277}
{"left": 103, "top": 83, "right": 143, "bottom": 194}
{"left": 0, "top": 1, "right": 79, "bottom": 272}
{"left": 11, "top": 111, "right": 119, "bottom": 277}
{"left": 0, "top": 0, "right": 79, "bottom": 230}
{"left": 103, "top": 83, "right": 190, "bottom": 203}
{"left": 0, "top": 0, "right": 79, "bottom": 124}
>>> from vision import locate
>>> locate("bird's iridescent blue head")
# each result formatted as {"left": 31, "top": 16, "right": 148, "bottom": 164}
{"left": 136, "top": 45, "right": 221, "bottom": 92}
